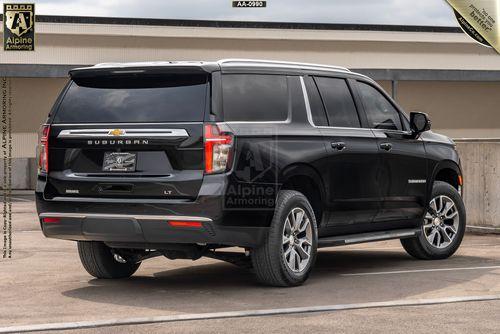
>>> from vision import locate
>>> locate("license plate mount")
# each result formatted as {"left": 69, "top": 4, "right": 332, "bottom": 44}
{"left": 102, "top": 152, "right": 137, "bottom": 172}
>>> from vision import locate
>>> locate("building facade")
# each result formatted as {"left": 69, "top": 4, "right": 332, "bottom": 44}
{"left": 1, "top": 16, "right": 500, "bottom": 188}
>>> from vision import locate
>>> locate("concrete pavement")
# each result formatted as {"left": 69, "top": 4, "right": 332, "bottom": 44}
{"left": 0, "top": 197, "right": 499, "bottom": 333}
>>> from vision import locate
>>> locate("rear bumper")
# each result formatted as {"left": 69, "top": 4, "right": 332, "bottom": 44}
{"left": 38, "top": 212, "right": 268, "bottom": 248}
{"left": 36, "top": 174, "right": 273, "bottom": 248}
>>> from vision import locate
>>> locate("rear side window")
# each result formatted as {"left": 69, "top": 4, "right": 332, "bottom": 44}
{"left": 314, "top": 77, "right": 360, "bottom": 128}
{"left": 357, "top": 81, "right": 402, "bottom": 131}
{"left": 304, "top": 76, "right": 328, "bottom": 127}
{"left": 222, "top": 74, "right": 288, "bottom": 121}
{"left": 53, "top": 74, "right": 208, "bottom": 123}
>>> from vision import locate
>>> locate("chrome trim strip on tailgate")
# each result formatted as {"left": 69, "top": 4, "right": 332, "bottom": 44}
{"left": 39, "top": 212, "right": 212, "bottom": 222}
{"left": 57, "top": 128, "right": 189, "bottom": 139}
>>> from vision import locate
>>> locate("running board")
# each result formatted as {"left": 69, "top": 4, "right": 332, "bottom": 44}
{"left": 318, "top": 228, "right": 421, "bottom": 248}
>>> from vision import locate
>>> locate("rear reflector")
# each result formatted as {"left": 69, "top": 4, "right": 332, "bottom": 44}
{"left": 42, "top": 217, "right": 60, "bottom": 223}
{"left": 458, "top": 175, "right": 463, "bottom": 186}
{"left": 168, "top": 221, "right": 203, "bottom": 228}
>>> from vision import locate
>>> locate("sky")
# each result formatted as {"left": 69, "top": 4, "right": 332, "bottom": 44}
{"left": 1, "top": 0, "right": 458, "bottom": 26}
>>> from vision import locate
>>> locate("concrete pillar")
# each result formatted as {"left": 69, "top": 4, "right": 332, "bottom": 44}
{"left": 455, "top": 140, "right": 500, "bottom": 233}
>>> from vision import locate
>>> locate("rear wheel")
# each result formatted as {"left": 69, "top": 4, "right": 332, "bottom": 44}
{"left": 77, "top": 241, "right": 141, "bottom": 279}
{"left": 401, "top": 181, "right": 466, "bottom": 260}
{"left": 252, "top": 190, "right": 318, "bottom": 287}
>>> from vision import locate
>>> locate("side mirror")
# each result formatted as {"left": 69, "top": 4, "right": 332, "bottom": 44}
{"left": 410, "top": 112, "right": 431, "bottom": 135}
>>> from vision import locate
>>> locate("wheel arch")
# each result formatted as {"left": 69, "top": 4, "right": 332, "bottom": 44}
{"left": 429, "top": 160, "right": 462, "bottom": 199}
{"left": 279, "top": 163, "right": 327, "bottom": 227}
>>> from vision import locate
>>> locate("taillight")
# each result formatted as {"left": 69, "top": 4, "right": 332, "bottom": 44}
{"left": 37, "top": 124, "right": 50, "bottom": 174}
{"left": 204, "top": 123, "right": 233, "bottom": 174}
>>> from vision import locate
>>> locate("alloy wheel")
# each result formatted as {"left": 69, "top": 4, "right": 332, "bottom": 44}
{"left": 282, "top": 207, "right": 313, "bottom": 272}
{"left": 423, "top": 195, "right": 460, "bottom": 249}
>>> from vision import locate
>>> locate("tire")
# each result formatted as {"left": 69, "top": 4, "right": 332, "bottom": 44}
{"left": 251, "top": 190, "right": 318, "bottom": 287}
{"left": 401, "top": 181, "right": 466, "bottom": 260}
{"left": 77, "top": 241, "right": 141, "bottom": 279}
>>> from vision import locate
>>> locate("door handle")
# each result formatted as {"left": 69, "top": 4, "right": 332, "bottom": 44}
{"left": 379, "top": 142, "right": 393, "bottom": 151}
{"left": 331, "top": 142, "right": 346, "bottom": 151}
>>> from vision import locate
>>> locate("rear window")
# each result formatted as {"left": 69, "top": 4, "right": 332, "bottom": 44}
{"left": 222, "top": 74, "right": 289, "bottom": 122}
{"left": 53, "top": 74, "right": 208, "bottom": 123}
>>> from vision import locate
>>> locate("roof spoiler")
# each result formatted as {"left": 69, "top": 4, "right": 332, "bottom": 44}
{"left": 69, "top": 62, "right": 220, "bottom": 78}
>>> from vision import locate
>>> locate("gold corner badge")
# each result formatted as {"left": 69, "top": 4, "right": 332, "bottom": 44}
{"left": 3, "top": 3, "right": 35, "bottom": 51}
{"left": 446, "top": 0, "right": 500, "bottom": 53}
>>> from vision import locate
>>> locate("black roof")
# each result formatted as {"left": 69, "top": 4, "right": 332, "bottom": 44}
{"left": 69, "top": 59, "right": 373, "bottom": 81}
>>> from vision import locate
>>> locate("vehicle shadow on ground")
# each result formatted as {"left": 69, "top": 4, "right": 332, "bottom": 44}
{"left": 61, "top": 249, "right": 499, "bottom": 313}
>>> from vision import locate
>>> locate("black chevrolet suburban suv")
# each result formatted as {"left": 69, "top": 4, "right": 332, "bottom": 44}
{"left": 36, "top": 59, "right": 466, "bottom": 286}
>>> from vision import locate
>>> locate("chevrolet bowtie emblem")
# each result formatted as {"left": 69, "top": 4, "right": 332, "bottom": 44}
{"left": 109, "top": 129, "right": 126, "bottom": 136}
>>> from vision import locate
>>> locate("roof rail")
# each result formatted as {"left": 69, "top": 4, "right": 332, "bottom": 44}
{"left": 218, "top": 58, "right": 350, "bottom": 72}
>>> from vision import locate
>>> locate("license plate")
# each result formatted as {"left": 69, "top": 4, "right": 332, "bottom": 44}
{"left": 103, "top": 152, "right": 136, "bottom": 172}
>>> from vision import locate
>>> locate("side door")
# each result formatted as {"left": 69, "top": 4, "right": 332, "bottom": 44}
{"left": 305, "top": 76, "right": 382, "bottom": 231}
{"left": 355, "top": 80, "right": 427, "bottom": 225}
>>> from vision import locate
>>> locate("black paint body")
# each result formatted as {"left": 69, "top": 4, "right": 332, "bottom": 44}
{"left": 36, "top": 61, "right": 462, "bottom": 248}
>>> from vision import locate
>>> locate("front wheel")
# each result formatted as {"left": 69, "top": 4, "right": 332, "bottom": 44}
{"left": 251, "top": 190, "right": 318, "bottom": 287}
{"left": 401, "top": 181, "right": 466, "bottom": 260}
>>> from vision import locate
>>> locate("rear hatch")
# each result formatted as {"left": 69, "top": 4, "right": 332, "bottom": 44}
{"left": 45, "top": 69, "right": 209, "bottom": 200}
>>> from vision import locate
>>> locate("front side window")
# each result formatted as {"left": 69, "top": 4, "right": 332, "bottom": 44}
{"left": 357, "top": 81, "right": 402, "bottom": 131}
{"left": 222, "top": 74, "right": 288, "bottom": 122}
{"left": 314, "top": 77, "right": 360, "bottom": 128}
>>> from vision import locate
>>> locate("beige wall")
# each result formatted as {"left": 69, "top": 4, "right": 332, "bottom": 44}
{"left": 8, "top": 77, "right": 500, "bottom": 158}
{"left": 1, "top": 22, "right": 500, "bottom": 70}
{"left": 1, "top": 21, "right": 499, "bottom": 157}
{"left": 11, "top": 78, "right": 67, "bottom": 133}
{"left": 397, "top": 81, "right": 500, "bottom": 138}
{"left": 9, "top": 78, "right": 66, "bottom": 158}
{"left": 2, "top": 21, "right": 499, "bottom": 190}
{"left": 3, "top": 36, "right": 498, "bottom": 70}
{"left": 7, "top": 78, "right": 390, "bottom": 134}
{"left": 377, "top": 81, "right": 392, "bottom": 95}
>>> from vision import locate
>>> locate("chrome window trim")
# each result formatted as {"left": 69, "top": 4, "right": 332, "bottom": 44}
{"left": 314, "top": 125, "right": 374, "bottom": 132}
{"left": 39, "top": 212, "right": 212, "bottom": 222}
{"left": 371, "top": 128, "right": 414, "bottom": 136}
{"left": 57, "top": 128, "right": 189, "bottom": 139}
{"left": 299, "top": 76, "right": 315, "bottom": 127}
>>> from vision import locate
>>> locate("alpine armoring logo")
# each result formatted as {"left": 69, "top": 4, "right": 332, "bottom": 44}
{"left": 3, "top": 3, "right": 35, "bottom": 51}
{"left": 224, "top": 132, "right": 279, "bottom": 211}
